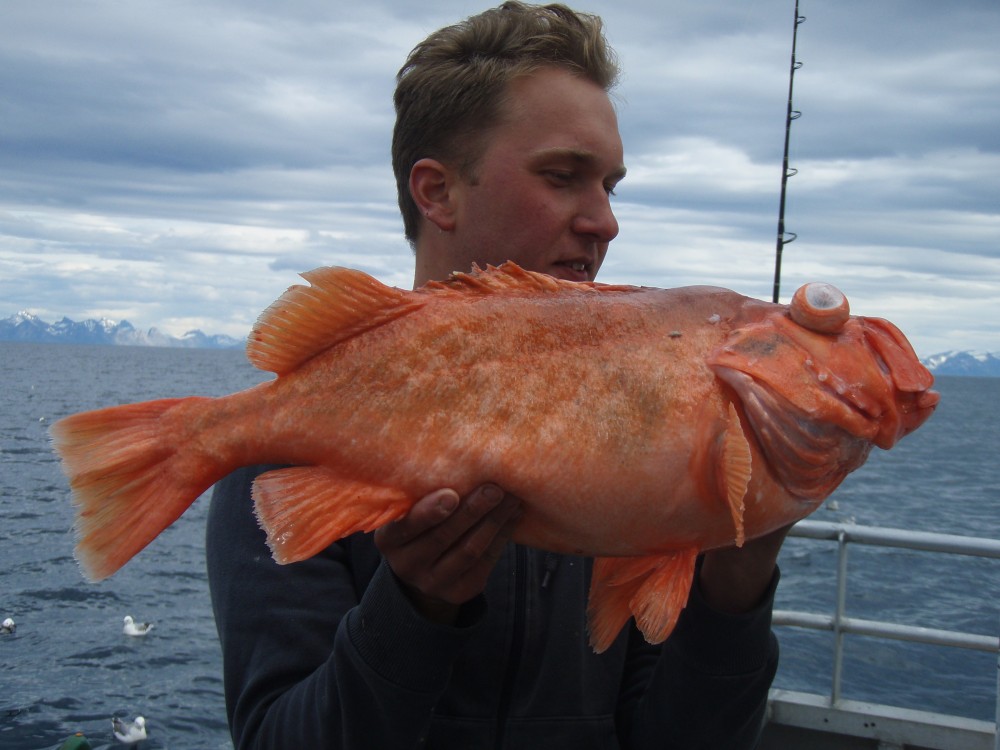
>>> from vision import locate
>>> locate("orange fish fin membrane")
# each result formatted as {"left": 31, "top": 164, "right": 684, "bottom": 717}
{"left": 424, "top": 261, "right": 637, "bottom": 298}
{"left": 248, "top": 267, "right": 425, "bottom": 376}
{"left": 720, "top": 403, "right": 751, "bottom": 547}
{"left": 587, "top": 550, "right": 698, "bottom": 653}
{"left": 49, "top": 398, "right": 217, "bottom": 581}
{"left": 253, "top": 466, "right": 412, "bottom": 564}
{"left": 586, "top": 559, "right": 636, "bottom": 654}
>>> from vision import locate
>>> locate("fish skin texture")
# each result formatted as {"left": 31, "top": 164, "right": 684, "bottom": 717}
{"left": 50, "top": 262, "right": 938, "bottom": 651}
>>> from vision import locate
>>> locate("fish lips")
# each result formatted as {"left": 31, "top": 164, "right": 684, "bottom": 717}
{"left": 706, "top": 312, "right": 939, "bottom": 500}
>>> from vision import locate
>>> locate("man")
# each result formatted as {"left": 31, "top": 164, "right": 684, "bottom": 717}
{"left": 207, "top": 3, "right": 785, "bottom": 747}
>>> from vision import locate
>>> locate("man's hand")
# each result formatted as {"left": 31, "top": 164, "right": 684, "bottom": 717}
{"left": 374, "top": 484, "right": 521, "bottom": 624}
{"left": 697, "top": 524, "right": 792, "bottom": 615}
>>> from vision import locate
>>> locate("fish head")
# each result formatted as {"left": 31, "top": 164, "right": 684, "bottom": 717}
{"left": 707, "top": 283, "right": 939, "bottom": 500}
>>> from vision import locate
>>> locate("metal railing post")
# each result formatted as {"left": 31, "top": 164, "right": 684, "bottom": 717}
{"left": 831, "top": 529, "right": 849, "bottom": 704}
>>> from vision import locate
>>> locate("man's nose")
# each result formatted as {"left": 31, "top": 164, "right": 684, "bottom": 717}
{"left": 573, "top": 190, "right": 619, "bottom": 243}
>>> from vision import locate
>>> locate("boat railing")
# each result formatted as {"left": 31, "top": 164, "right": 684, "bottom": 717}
{"left": 763, "top": 519, "right": 1000, "bottom": 750}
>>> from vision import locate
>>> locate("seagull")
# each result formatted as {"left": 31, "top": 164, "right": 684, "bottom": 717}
{"left": 1, "top": 618, "right": 15, "bottom": 634}
{"left": 122, "top": 616, "right": 153, "bottom": 637}
{"left": 112, "top": 716, "right": 147, "bottom": 744}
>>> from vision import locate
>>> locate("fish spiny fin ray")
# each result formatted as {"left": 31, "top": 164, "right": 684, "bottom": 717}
{"left": 247, "top": 267, "right": 425, "bottom": 376}
{"left": 49, "top": 398, "right": 220, "bottom": 581}
{"left": 253, "top": 466, "right": 412, "bottom": 564}
{"left": 587, "top": 550, "right": 698, "bottom": 652}
{"left": 721, "top": 402, "right": 752, "bottom": 546}
{"left": 423, "top": 261, "right": 637, "bottom": 297}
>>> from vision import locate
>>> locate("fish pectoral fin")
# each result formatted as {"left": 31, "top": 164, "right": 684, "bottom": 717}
{"left": 252, "top": 466, "right": 411, "bottom": 564}
{"left": 720, "top": 402, "right": 752, "bottom": 547}
{"left": 586, "top": 549, "right": 698, "bottom": 653}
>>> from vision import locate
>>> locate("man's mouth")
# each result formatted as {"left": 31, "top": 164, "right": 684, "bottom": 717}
{"left": 553, "top": 260, "right": 591, "bottom": 281}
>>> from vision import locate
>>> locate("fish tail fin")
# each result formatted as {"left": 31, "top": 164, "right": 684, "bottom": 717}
{"left": 587, "top": 549, "right": 698, "bottom": 653}
{"left": 50, "top": 398, "right": 218, "bottom": 581}
{"left": 253, "top": 466, "right": 413, "bottom": 564}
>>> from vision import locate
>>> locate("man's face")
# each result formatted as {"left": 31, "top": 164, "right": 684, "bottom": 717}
{"left": 444, "top": 66, "right": 626, "bottom": 283}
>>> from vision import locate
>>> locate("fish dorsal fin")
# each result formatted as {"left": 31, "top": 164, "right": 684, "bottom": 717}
{"left": 422, "top": 261, "right": 636, "bottom": 297}
{"left": 247, "top": 267, "right": 423, "bottom": 375}
{"left": 720, "top": 402, "right": 752, "bottom": 547}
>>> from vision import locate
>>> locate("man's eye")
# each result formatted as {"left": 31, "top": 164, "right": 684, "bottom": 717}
{"left": 605, "top": 184, "right": 618, "bottom": 197}
{"left": 545, "top": 171, "right": 573, "bottom": 185}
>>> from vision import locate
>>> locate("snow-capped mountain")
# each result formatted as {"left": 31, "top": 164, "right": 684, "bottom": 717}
{"left": 920, "top": 350, "right": 1000, "bottom": 377}
{"left": 0, "top": 311, "right": 243, "bottom": 349}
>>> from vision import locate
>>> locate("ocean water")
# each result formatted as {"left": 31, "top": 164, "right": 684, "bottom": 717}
{"left": 1, "top": 343, "right": 268, "bottom": 750}
{"left": 1, "top": 341, "right": 997, "bottom": 748}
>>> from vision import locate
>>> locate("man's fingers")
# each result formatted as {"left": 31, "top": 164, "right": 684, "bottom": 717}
{"left": 456, "top": 494, "right": 521, "bottom": 559}
{"left": 420, "top": 508, "right": 522, "bottom": 604}
{"left": 385, "top": 484, "right": 509, "bottom": 555}
{"left": 425, "top": 484, "right": 508, "bottom": 551}
{"left": 376, "top": 488, "right": 459, "bottom": 548}
{"left": 375, "top": 484, "right": 523, "bottom": 603}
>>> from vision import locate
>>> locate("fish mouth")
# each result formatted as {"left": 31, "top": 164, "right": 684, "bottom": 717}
{"left": 712, "top": 366, "right": 875, "bottom": 501}
{"left": 707, "top": 313, "right": 938, "bottom": 501}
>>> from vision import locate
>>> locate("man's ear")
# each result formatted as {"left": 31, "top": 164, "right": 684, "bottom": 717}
{"left": 409, "top": 158, "right": 458, "bottom": 232}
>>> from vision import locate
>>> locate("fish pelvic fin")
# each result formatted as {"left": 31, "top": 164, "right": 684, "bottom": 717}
{"left": 247, "top": 267, "right": 426, "bottom": 376}
{"left": 720, "top": 402, "right": 751, "bottom": 547}
{"left": 253, "top": 466, "right": 412, "bottom": 564}
{"left": 586, "top": 549, "right": 698, "bottom": 653}
{"left": 50, "top": 398, "right": 219, "bottom": 581}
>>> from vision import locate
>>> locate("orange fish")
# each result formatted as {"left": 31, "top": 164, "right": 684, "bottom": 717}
{"left": 51, "top": 263, "right": 938, "bottom": 652}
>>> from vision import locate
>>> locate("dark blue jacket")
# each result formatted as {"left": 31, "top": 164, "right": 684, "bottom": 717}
{"left": 207, "top": 465, "right": 779, "bottom": 749}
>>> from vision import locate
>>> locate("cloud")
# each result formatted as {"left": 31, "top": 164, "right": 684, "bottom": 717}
{"left": 1, "top": 0, "right": 998, "bottom": 356}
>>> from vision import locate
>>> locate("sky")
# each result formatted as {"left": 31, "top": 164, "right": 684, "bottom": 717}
{"left": 2, "top": 0, "right": 998, "bottom": 357}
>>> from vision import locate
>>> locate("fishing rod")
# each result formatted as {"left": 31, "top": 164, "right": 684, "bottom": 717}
{"left": 772, "top": 0, "right": 805, "bottom": 303}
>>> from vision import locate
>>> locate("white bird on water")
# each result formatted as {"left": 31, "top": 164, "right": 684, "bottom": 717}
{"left": 1, "top": 617, "right": 15, "bottom": 634}
{"left": 122, "top": 615, "right": 153, "bottom": 637}
{"left": 112, "top": 715, "right": 147, "bottom": 744}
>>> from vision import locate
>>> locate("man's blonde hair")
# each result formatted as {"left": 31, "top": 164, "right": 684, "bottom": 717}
{"left": 392, "top": 1, "right": 619, "bottom": 245}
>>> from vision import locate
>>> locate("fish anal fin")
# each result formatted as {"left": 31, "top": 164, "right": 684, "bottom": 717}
{"left": 720, "top": 402, "right": 752, "bottom": 547}
{"left": 247, "top": 267, "right": 424, "bottom": 376}
{"left": 253, "top": 466, "right": 412, "bottom": 564}
{"left": 587, "top": 558, "right": 641, "bottom": 654}
{"left": 587, "top": 549, "right": 698, "bottom": 653}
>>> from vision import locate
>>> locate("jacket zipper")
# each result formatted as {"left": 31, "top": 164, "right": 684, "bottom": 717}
{"left": 494, "top": 544, "right": 527, "bottom": 750}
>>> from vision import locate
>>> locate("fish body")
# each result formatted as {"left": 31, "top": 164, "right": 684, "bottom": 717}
{"left": 51, "top": 263, "right": 937, "bottom": 650}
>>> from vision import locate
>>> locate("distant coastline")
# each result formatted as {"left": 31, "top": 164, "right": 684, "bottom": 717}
{"left": 3, "top": 311, "right": 998, "bottom": 376}
{"left": 1, "top": 311, "right": 243, "bottom": 350}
